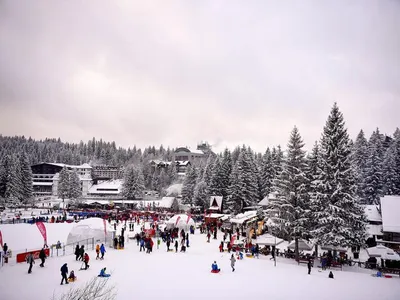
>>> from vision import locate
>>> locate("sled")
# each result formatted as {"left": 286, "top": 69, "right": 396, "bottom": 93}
{"left": 211, "top": 269, "right": 221, "bottom": 274}
{"left": 246, "top": 254, "right": 254, "bottom": 258}
{"left": 68, "top": 277, "right": 77, "bottom": 282}
{"left": 167, "top": 249, "right": 174, "bottom": 252}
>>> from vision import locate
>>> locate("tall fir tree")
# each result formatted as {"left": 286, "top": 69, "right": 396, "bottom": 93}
{"left": 352, "top": 130, "right": 368, "bottom": 202}
{"left": 5, "top": 155, "right": 23, "bottom": 204}
{"left": 121, "top": 165, "right": 145, "bottom": 200}
{"left": 19, "top": 153, "right": 33, "bottom": 204}
{"left": 260, "top": 148, "right": 274, "bottom": 199}
{"left": 208, "top": 157, "right": 224, "bottom": 196}
{"left": 393, "top": 128, "right": 400, "bottom": 193}
{"left": 268, "top": 126, "right": 311, "bottom": 260}
{"left": 364, "top": 129, "right": 384, "bottom": 205}
{"left": 181, "top": 165, "right": 197, "bottom": 206}
{"left": 311, "top": 103, "right": 367, "bottom": 248}
{"left": 68, "top": 170, "right": 82, "bottom": 200}
{"left": 57, "top": 166, "right": 70, "bottom": 203}
{"left": 220, "top": 148, "right": 232, "bottom": 198}
{"left": 382, "top": 142, "right": 398, "bottom": 195}
{"left": 167, "top": 163, "right": 178, "bottom": 185}
{"left": 194, "top": 180, "right": 209, "bottom": 211}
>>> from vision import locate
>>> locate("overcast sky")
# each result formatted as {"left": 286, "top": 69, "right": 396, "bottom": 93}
{"left": 0, "top": 0, "right": 399, "bottom": 153}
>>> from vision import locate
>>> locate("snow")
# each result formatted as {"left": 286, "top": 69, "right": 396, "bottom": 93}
{"left": 364, "top": 205, "right": 382, "bottom": 223}
{"left": 1, "top": 222, "right": 400, "bottom": 300}
{"left": 366, "top": 245, "right": 400, "bottom": 261}
{"left": 366, "top": 224, "right": 383, "bottom": 237}
{"left": 88, "top": 180, "right": 123, "bottom": 195}
{"left": 380, "top": 195, "right": 400, "bottom": 233}
{"left": 166, "top": 183, "right": 183, "bottom": 196}
{"left": 230, "top": 211, "right": 258, "bottom": 224}
{"left": 253, "top": 233, "right": 284, "bottom": 246}
{"left": 159, "top": 197, "right": 176, "bottom": 208}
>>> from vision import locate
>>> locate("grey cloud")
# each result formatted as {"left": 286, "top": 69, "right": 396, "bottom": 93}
{"left": 0, "top": 0, "right": 399, "bottom": 153}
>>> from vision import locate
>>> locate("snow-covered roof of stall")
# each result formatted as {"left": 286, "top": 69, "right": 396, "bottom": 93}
{"left": 159, "top": 197, "right": 176, "bottom": 208}
{"left": 381, "top": 195, "right": 400, "bottom": 233}
{"left": 230, "top": 211, "right": 258, "bottom": 224}
{"left": 364, "top": 205, "right": 381, "bottom": 222}
{"left": 209, "top": 196, "right": 223, "bottom": 210}
{"left": 88, "top": 180, "right": 123, "bottom": 194}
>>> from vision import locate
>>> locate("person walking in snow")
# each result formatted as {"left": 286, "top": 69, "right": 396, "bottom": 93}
{"left": 79, "top": 245, "right": 85, "bottom": 261}
{"left": 83, "top": 253, "right": 90, "bottom": 270}
{"left": 27, "top": 252, "right": 35, "bottom": 274}
{"left": 166, "top": 240, "right": 171, "bottom": 251}
{"left": 60, "top": 263, "right": 69, "bottom": 285}
{"left": 207, "top": 232, "right": 211, "bottom": 243}
{"left": 100, "top": 244, "right": 106, "bottom": 260}
{"left": 174, "top": 240, "right": 178, "bottom": 253}
{"left": 74, "top": 245, "right": 80, "bottom": 261}
{"left": 140, "top": 238, "right": 145, "bottom": 252}
{"left": 307, "top": 259, "right": 312, "bottom": 275}
{"left": 96, "top": 244, "right": 100, "bottom": 260}
{"left": 230, "top": 254, "right": 236, "bottom": 272}
{"left": 39, "top": 248, "right": 46, "bottom": 267}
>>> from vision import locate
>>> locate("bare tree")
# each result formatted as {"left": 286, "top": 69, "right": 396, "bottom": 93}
{"left": 51, "top": 276, "right": 117, "bottom": 300}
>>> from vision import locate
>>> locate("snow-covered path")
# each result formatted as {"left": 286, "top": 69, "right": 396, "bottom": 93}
{"left": 1, "top": 225, "right": 399, "bottom": 300}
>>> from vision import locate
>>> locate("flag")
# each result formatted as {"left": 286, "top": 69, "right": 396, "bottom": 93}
{"left": 175, "top": 216, "right": 181, "bottom": 226}
{"left": 36, "top": 222, "right": 47, "bottom": 244}
{"left": 0, "top": 230, "right": 3, "bottom": 248}
{"left": 186, "top": 213, "right": 192, "bottom": 224}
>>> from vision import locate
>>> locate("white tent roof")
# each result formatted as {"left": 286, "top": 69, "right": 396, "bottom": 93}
{"left": 253, "top": 233, "right": 283, "bottom": 246}
{"left": 381, "top": 195, "right": 400, "bottom": 233}
{"left": 66, "top": 217, "right": 114, "bottom": 244}
{"left": 159, "top": 197, "right": 176, "bottom": 208}
{"left": 287, "top": 239, "right": 313, "bottom": 251}
{"left": 364, "top": 205, "right": 382, "bottom": 222}
{"left": 166, "top": 214, "right": 195, "bottom": 228}
{"left": 367, "top": 245, "right": 400, "bottom": 261}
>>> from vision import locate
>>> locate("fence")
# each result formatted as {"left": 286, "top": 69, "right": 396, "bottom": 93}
{"left": 0, "top": 237, "right": 95, "bottom": 267}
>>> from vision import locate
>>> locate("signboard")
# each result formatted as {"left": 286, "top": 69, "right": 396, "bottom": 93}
{"left": 16, "top": 248, "right": 50, "bottom": 264}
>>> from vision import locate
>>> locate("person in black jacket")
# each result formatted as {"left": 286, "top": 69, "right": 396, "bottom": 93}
{"left": 60, "top": 263, "right": 69, "bottom": 285}
{"left": 174, "top": 240, "right": 178, "bottom": 253}
{"left": 74, "top": 245, "right": 80, "bottom": 261}
{"left": 307, "top": 259, "right": 312, "bottom": 275}
{"left": 27, "top": 253, "right": 35, "bottom": 274}
{"left": 39, "top": 248, "right": 46, "bottom": 267}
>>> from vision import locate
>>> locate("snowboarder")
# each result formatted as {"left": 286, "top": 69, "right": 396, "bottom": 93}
{"left": 307, "top": 259, "right": 312, "bottom": 275}
{"left": 60, "top": 263, "right": 69, "bottom": 285}
{"left": 100, "top": 244, "right": 106, "bottom": 259}
{"left": 329, "top": 271, "right": 334, "bottom": 279}
{"left": 96, "top": 244, "right": 100, "bottom": 260}
{"left": 74, "top": 245, "right": 80, "bottom": 261}
{"left": 174, "top": 240, "right": 178, "bottom": 253}
{"left": 98, "top": 267, "right": 111, "bottom": 277}
{"left": 83, "top": 253, "right": 90, "bottom": 270}
{"left": 39, "top": 248, "right": 46, "bottom": 267}
{"left": 26, "top": 252, "right": 35, "bottom": 274}
{"left": 230, "top": 254, "right": 236, "bottom": 272}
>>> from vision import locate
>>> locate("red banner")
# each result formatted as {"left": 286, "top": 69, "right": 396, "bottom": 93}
{"left": 16, "top": 248, "right": 50, "bottom": 263}
{"left": 36, "top": 222, "right": 47, "bottom": 244}
{"left": 0, "top": 230, "right": 3, "bottom": 248}
{"left": 175, "top": 216, "right": 181, "bottom": 226}
{"left": 186, "top": 213, "right": 192, "bottom": 224}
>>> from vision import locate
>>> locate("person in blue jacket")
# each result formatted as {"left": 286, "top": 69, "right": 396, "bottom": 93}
{"left": 211, "top": 261, "right": 220, "bottom": 272}
{"left": 98, "top": 267, "right": 111, "bottom": 277}
{"left": 100, "top": 244, "right": 106, "bottom": 260}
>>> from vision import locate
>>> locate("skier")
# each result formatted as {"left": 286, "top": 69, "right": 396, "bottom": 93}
{"left": 26, "top": 252, "right": 35, "bottom": 274}
{"left": 100, "top": 244, "right": 106, "bottom": 260}
{"left": 39, "top": 248, "right": 46, "bottom": 267}
{"left": 230, "top": 254, "right": 236, "bottom": 272}
{"left": 307, "top": 259, "right": 312, "bottom": 275}
{"left": 74, "top": 245, "right": 80, "bottom": 261}
{"left": 60, "top": 263, "right": 69, "bottom": 285}
{"left": 83, "top": 253, "right": 90, "bottom": 270}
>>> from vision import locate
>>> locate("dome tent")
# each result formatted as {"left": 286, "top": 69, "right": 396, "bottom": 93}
{"left": 66, "top": 217, "right": 114, "bottom": 245}
{"left": 166, "top": 214, "right": 195, "bottom": 230}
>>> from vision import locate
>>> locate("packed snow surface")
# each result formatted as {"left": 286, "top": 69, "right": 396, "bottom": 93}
{"left": 1, "top": 222, "right": 400, "bottom": 300}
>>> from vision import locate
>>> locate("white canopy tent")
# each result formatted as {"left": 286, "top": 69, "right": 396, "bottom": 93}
{"left": 66, "top": 217, "right": 114, "bottom": 245}
{"left": 287, "top": 239, "right": 313, "bottom": 251}
{"left": 366, "top": 245, "right": 400, "bottom": 261}
{"left": 166, "top": 214, "right": 195, "bottom": 230}
{"left": 252, "top": 233, "right": 284, "bottom": 246}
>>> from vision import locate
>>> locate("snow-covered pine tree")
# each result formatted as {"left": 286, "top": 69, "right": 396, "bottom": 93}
{"left": 202, "top": 155, "right": 215, "bottom": 187}
{"left": 0, "top": 156, "right": 10, "bottom": 198}
{"left": 58, "top": 166, "right": 70, "bottom": 203}
{"left": 393, "top": 128, "right": 400, "bottom": 194}
{"left": 364, "top": 129, "right": 384, "bottom": 205}
{"left": 352, "top": 130, "right": 369, "bottom": 203}
{"left": 220, "top": 148, "right": 232, "bottom": 198}
{"left": 227, "top": 147, "right": 259, "bottom": 214}
{"left": 181, "top": 165, "right": 197, "bottom": 206}
{"left": 159, "top": 168, "right": 169, "bottom": 190}
{"left": 260, "top": 148, "right": 274, "bottom": 199}
{"left": 19, "top": 153, "right": 33, "bottom": 204}
{"left": 193, "top": 180, "right": 209, "bottom": 211}
{"left": 5, "top": 155, "right": 23, "bottom": 205}
{"left": 271, "top": 146, "right": 284, "bottom": 189}
{"left": 121, "top": 165, "right": 145, "bottom": 200}
{"left": 151, "top": 172, "right": 161, "bottom": 192}
{"left": 68, "top": 170, "right": 81, "bottom": 200}
{"left": 311, "top": 103, "right": 367, "bottom": 248}
{"left": 382, "top": 142, "right": 398, "bottom": 195}
{"left": 166, "top": 162, "right": 178, "bottom": 185}
{"left": 268, "top": 126, "right": 311, "bottom": 260}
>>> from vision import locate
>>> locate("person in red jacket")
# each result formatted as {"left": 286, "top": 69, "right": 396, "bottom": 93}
{"left": 84, "top": 253, "right": 90, "bottom": 270}
{"left": 219, "top": 242, "right": 224, "bottom": 253}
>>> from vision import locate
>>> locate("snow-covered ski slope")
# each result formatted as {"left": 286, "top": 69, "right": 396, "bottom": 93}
{"left": 1, "top": 222, "right": 399, "bottom": 300}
